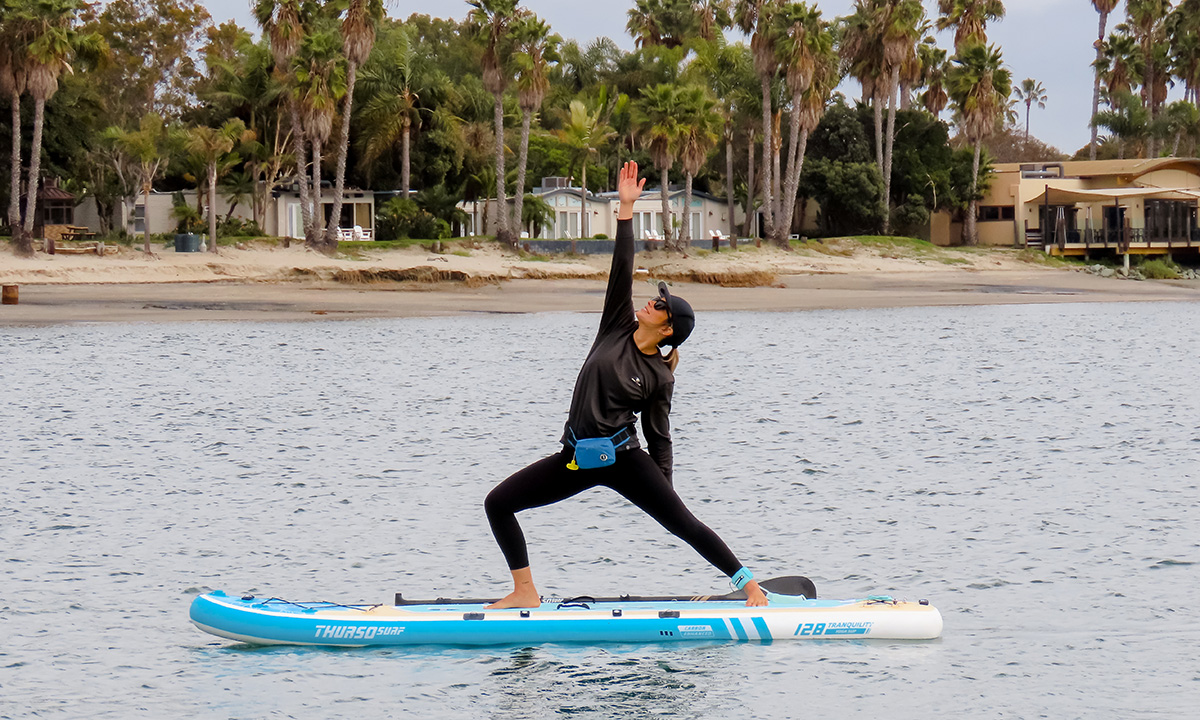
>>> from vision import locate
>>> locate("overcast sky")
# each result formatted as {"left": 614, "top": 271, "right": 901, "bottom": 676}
{"left": 203, "top": 0, "right": 1141, "bottom": 155}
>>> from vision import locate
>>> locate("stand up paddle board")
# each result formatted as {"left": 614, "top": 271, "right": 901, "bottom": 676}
{"left": 189, "top": 577, "right": 943, "bottom": 646}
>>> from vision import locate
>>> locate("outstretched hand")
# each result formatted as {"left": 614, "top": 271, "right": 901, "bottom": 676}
{"left": 617, "top": 161, "right": 646, "bottom": 207}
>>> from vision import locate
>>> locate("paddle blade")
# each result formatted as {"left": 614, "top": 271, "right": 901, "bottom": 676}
{"left": 759, "top": 576, "right": 816, "bottom": 599}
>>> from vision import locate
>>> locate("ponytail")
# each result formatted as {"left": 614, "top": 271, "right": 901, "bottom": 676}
{"left": 663, "top": 346, "right": 680, "bottom": 373}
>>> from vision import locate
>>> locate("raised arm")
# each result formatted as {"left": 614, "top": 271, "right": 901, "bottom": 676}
{"left": 597, "top": 162, "right": 647, "bottom": 338}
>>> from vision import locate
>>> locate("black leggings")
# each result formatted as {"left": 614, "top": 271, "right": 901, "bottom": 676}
{"left": 484, "top": 447, "right": 742, "bottom": 577}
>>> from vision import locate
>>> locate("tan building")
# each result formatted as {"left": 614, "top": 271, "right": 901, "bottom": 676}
{"left": 934, "top": 158, "right": 1200, "bottom": 257}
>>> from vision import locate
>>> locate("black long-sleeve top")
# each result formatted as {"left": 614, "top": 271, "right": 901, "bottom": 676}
{"left": 560, "top": 219, "right": 675, "bottom": 481}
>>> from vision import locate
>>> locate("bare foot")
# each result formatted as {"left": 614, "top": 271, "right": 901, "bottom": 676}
{"left": 484, "top": 588, "right": 542, "bottom": 609}
{"left": 744, "top": 581, "right": 769, "bottom": 607}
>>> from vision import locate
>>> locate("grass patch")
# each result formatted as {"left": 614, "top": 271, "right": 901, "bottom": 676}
{"left": 451, "top": 249, "right": 472, "bottom": 257}
{"left": 1014, "top": 249, "right": 1076, "bottom": 267}
{"left": 939, "top": 257, "right": 972, "bottom": 265}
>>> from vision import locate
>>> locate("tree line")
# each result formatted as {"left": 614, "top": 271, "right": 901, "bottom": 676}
{"left": 2, "top": 0, "right": 1199, "bottom": 259}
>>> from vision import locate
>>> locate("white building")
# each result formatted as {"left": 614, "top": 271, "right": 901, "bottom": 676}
{"left": 461, "top": 177, "right": 745, "bottom": 241}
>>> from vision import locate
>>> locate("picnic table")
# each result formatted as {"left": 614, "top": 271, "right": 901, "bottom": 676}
{"left": 60, "top": 225, "right": 97, "bottom": 241}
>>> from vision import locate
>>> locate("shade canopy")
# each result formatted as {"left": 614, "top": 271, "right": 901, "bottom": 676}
{"left": 1025, "top": 186, "right": 1200, "bottom": 205}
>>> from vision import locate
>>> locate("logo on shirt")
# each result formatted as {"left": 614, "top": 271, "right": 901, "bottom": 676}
{"left": 631, "top": 376, "right": 642, "bottom": 387}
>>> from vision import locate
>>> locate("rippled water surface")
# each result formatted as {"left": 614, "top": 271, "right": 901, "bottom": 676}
{"left": 2, "top": 302, "right": 1198, "bottom": 719}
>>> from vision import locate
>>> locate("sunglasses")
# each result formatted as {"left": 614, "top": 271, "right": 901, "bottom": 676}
{"left": 653, "top": 297, "right": 673, "bottom": 326}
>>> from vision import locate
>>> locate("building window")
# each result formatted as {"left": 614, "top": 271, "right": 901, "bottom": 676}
{"left": 978, "top": 205, "right": 1015, "bottom": 222}
{"left": 133, "top": 204, "right": 146, "bottom": 234}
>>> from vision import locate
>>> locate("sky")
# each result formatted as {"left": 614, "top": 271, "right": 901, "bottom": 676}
{"left": 203, "top": 0, "right": 1144, "bottom": 156}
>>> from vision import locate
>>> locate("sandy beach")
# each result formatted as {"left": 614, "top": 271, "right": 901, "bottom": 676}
{"left": 1, "top": 239, "right": 1197, "bottom": 326}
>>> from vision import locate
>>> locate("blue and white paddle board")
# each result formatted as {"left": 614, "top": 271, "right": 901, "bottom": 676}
{"left": 189, "top": 590, "right": 943, "bottom": 646}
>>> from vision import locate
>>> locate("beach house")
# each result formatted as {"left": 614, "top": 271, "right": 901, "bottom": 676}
{"left": 932, "top": 157, "right": 1200, "bottom": 258}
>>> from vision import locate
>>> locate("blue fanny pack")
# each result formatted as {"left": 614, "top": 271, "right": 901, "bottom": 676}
{"left": 567, "top": 427, "right": 632, "bottom": 470}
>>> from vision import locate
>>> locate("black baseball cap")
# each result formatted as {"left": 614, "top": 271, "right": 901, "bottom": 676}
{"left": 657, "top": 281, "right": 694, "bottom": 347}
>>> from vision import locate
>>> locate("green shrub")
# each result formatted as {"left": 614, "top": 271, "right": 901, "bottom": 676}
{"left": 593, "top": 233, "right": 608, "bottom": 240}
{"left": 1139, "top": 258, "right": 1180, "bottom": 279}
{"left": 376, "top": 197, "right": 450, "bottom": 241}
{"left": 218, "top": 217, "right": 263, "bottom": 237}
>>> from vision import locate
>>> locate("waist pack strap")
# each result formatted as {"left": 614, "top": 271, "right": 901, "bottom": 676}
{"left": 568, "top": 426, "right": 634, "bottom": 450}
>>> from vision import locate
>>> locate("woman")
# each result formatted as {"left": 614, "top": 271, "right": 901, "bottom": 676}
{"left": 484, "top": 161, "right": 767, "bottom": 609}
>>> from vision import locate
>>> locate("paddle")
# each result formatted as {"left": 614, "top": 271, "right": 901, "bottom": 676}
{"left": 393, "top": 575, "right": 816, "bottom": 606}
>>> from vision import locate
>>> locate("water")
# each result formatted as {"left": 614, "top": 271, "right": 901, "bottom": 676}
{"left": 1, "top": 302, "right": 1197, "bottom": 719}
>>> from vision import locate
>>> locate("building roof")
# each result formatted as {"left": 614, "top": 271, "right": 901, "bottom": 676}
{"left": 996, "top": 157, "right": 1200, "bottom": 181}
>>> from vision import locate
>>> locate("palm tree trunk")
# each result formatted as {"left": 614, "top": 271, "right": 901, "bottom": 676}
{"left": 778, "top": 90, "right": 804, "bottom": 247}
{"left": 883, "top": 66, "right": 900, "bottom": 235}
{"left": 966, "top": 142, "right": 981, "bottom": 246}
{"left": 208, "top": 162, "right": 218, "bottom": 253}
{"left": 309, "top": 137, "right": 324, "bottom": 250}
{"left": 326, "top": 60, "right": 359, "bottom": 251}
{"left": 401, "top": 121, "right": 411, "bottom": 198}
{"left": 682, "top": 172, "right": 693, "bottom": 246}
{"left": 513, "top": 109, "right": 532, "bottom": 240}
{"left": 1025, "top": 101, "right": 1031, "bottom": 141}
{"left": 16, "top": 97, "right": 46, "bottom": 257}
{"left": 289, "top": 101, "right": 312, "bottom": 247}
{"left": 873, "top": 92, "right": 884, "bottom": 174}
{"left": 492, "top": 94, "right": 509, "bottom": 241}
{"left": 760, "top": 77, "right": 774, "bottom": 239}
{"left": 744, "top": 135, "right": 756, "bottom": 239}
{"left": 660, "top": 166, "right": 672, "bottom": 248}
{"left": 771, "top": 111, "right": 782, "bottom": 235}
{"left": 1090, "top": 11, "right": 1108, "bottom": 161}
{"left": 576, "top": 162, "right": 585, "bottom": 243}
{"left": 8, "top": 90, "right": 20, "bottom": 233}
{"left": 142, "top": 178, "right": 152, "bottom": 254}
{"left": 724, "top": 126, "right": 736, "bottom": 250}
{"left": 1173, "top": 131, "right": 1181, "bottom": 157}
{"left": 780, "top": 128, "right": 810, "bottom": 250}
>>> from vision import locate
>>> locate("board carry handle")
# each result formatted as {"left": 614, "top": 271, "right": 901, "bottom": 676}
{"left": 393, "top": 575, "right": 815, "bottom": 607}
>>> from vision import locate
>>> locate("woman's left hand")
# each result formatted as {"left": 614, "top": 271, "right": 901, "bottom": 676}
{"left": 744, "top": 580, "right": 768, "bottom": 607}
{"left": 617, "top": 161, "right": 646, "bottom": 212}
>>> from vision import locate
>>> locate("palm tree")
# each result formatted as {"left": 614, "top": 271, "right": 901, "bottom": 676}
{"left": 1093, "top": 90, "right": 1150, "bottom": 158}
{"left": 689, "top": 39, "right": 754, "bottom": 245}
{"left": 1125, "top": 0, "right": 1170, "bottom": 157}
{"left": 946, "top": 42, "right": 1011, "bottom": 246}
{"left": 16, "top": 0, "right": 100, "bottom": 257}
{"left": 675, "top": 85, "right": 720, "bottom": 247}
{"left": 1090, "top": 0, "right": 1120, "bottom": 160}
{"left": 734, "top": 0, "right": 782, "bottom": 241}
{"left": 184, "top": 119, "right": 254, "bottom": 253}
{"left": 918, "top": 39, "right": 949, "bottom": 115}
{"left": 775, "top": 6, "right": 836, "bottom": 245}
{"left": 254, "top": 0, "right": 312, "bottom": 245}
{"left": 325, "top": 0, "right": 384, "bottom": 251}
{"left": 1153, "top": 99, "right": 1199, "bottom": 156}
{"left": 935, "top": 0, "right": 1005, "bottom": 51}
{"left": 1013, "top": 78, "right": 1047, "bottom": 141}
{"left": 1, "top": 1, "right": 28, "bottom": 237}
{"left": 356, "top": 25, "right": 426, "bottom": 197}
{"left": 627, "top": 0, "right": 665, "bottom": 48}
{"left": 292, "top": 28, "right": 346, "bottom": 252}
{"left": 879, "top": 0, "right": 925, "bottom": 234}
{"left": 510, "top": 13, "right": 560, "bottom": 239}
{"left": 1167, "top": 2, "right": 1200, "bottom": 107}
{"left": 840, "top": 0, "right": 886, "bottom": 175}
{"left": 468, "top": 0, "right": 521, "bottom": 244}
{"left": 635, "top": 83, "right": 683, "bottom": 246}
{"left": 559, "top": 98, "right": 615, "bottom": 241}
{"left": 697, "top": 1, "right": 734, "bottom": 42}
{"left": 1096, "top": 32, "right": 1142, "bottom": 106}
